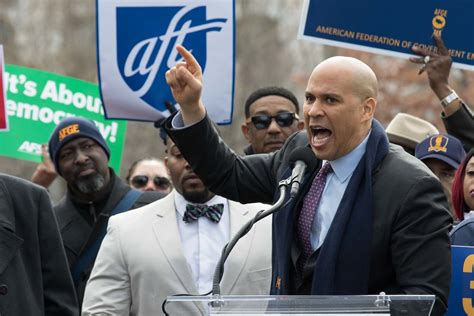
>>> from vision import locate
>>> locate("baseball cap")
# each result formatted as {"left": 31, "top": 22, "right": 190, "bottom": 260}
{"left": 415, "top": 134, "right": 466, "bottom": 169}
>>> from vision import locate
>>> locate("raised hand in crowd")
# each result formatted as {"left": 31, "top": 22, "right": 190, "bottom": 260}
{"left": 410, "top": 34, "right": 474, "bottom": 151}
{"left": 31, "top": 144, "right": 58, "bottom": 188}
{"left": 410, "top": 34, "right": 461, "bottom": 116}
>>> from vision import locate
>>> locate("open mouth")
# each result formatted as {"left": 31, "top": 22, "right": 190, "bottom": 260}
{"left": 310, "top": 126, "right": 332, "bottom": 147}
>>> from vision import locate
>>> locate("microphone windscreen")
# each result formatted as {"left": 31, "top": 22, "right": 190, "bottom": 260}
{"left": 288, "top": 147, "right": 317, "bottom": 169}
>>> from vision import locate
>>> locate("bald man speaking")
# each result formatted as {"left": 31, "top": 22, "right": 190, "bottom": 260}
{"left": 164, "top": 46, "right": 452, "bottom": 315}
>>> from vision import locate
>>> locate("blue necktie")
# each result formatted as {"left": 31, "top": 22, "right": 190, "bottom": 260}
{"left": 183, "top": 203, "right": 224, "bottom": 223}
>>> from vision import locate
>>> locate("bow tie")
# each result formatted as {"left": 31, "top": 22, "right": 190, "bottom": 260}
{"left": 183, "top": 203, "right": 224, "bottom": 224}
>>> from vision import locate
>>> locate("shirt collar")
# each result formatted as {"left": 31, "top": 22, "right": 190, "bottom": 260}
{"left": 174, "top": 191, "right": 227, "bottom": 217}
{"left": 327, "top": 130, "right": 371, "bottom": 183}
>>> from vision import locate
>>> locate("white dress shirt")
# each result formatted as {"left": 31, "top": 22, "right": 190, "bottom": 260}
{"left": 465, "top": 210, "right": 474, "bottom": 219}
{"left": 174, "top": 192, "right": 230, "bottom": 294}
{"left": 311, "top": 131, "right": 370, "bottom": 250}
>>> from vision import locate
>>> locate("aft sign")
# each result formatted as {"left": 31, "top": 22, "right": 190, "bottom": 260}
{"left": 97, "top": 0, "right": 235, "bottom": 124}
{"left": 299, "top": 0, "right": 474, "bottom": 71}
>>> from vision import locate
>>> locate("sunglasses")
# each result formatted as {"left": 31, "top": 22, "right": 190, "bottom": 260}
{"left": 131, "top": 175, "right": 171, "bottom": 189}
{"left": 248, "top": 112, "right": 298, "bottom": 130}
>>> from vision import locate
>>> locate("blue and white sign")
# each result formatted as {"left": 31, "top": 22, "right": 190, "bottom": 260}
{"left": 446, "top": 246, "right": 474, "bottom": 316}
{"left": 97, "top": 0, "right": 235, "bottom": 124}
{"left": 299, "top": 0, "right": 474, "bottom": 71}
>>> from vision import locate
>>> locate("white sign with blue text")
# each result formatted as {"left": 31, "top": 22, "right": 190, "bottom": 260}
{"left": 97, "top": 0, "right": 235, "bottom": 124}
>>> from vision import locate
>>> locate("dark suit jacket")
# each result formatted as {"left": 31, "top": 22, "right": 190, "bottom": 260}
{"left": 0, "top": 173, "right": 78, "bottom": 315}
{"left": 166, "top": 114, "right": 452, "bottom": 315}
{"left": 443, "top": 101, "right": 474, "bottom": 152}
{"left": 451, "top": 217, "right": 474, "bottom": 246}
{"left": 54, "top": 170, "right": 165, "bottom": 304}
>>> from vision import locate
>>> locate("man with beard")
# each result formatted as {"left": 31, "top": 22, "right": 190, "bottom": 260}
{"left": 48, "top": 117, "right": 165, "bottom": 305}
{"left": 81, "top": 136, "right": 272, "bottom": 315}
{"left": 241, "top": 86, "right": 304, "bottom": 155}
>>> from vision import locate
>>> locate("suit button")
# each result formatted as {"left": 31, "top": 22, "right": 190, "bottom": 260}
{"left": 0, "top": 284, "right": 7, "bottom": 295}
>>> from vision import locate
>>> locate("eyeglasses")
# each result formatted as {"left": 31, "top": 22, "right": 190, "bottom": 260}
{"left": 131, "top": 175, "right": 171, "bottom": 189}
{"left": 248, "top": 112, "right": 298, "bottom": 130}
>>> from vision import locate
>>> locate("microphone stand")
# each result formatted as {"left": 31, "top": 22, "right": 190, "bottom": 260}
{"left": 210, "top": 178, "right": 293, "bottom": 308}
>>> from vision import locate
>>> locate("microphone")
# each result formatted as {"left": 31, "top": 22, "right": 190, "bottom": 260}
{"left": 288, "top": 147, "right": 317, "bottom": 197}
{"left": 209, "top": 147, "right": 316, "bottom": 305}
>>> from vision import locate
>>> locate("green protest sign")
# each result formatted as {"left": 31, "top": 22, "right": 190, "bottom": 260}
{"left": 0, "top": 65, "right": 127, "bottom": 172}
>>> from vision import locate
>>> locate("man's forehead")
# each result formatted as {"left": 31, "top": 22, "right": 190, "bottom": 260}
{"left": 424, "top": 158, "right": 456, "bottom": 170}
{"left": 306, "top": 69, "right": 355, "bottom": 98}
{"left": 60, "top": 137, "right": 98, "bottom": 150}
{"left": 167, "top": 139, "right": 181, "bottom": 153}
{"left": 134, "top": 160, "right": 167, "bottom": 175}
{"left": 249, "top": 95, "right": 297, "bottom": 115}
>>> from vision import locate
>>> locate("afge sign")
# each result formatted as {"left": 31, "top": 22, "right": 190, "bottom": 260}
{"left": 97, "top": 0, "right": 235, "bottom": 124}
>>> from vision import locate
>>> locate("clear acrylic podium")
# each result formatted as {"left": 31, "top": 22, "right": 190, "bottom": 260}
{"left": 165, "top": 294, "right": 435, "bottom": 315}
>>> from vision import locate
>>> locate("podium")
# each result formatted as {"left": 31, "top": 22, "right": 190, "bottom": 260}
{"left": 164, "top": 294, "right": 435, "bottom": 315}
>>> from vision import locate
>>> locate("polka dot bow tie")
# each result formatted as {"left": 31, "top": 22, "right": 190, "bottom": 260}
{"left": 183, "top": 203, "right": 224, "bottom": 223}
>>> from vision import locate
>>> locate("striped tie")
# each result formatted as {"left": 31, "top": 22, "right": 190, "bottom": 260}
{"left": 183, "top": 203, "right": 224, "bottom": 223}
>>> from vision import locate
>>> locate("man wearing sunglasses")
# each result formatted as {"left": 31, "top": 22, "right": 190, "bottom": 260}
{"left": 126, "top": 157, "right": 172, "bottom": 193}
{"left": 163, "top": 46, "right": 452, "bottom": 315}
{"left": 47, "top": 117, "right": 165, "bottom": 307}
{"left": 241, "top": 86, "right": 304, "bottom": 155}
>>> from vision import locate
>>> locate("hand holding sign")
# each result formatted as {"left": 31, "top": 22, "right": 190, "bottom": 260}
{"left": 410, "top": 34, "right": 452, "bottom": 96}
{"left": 410, "top": 34, "right": 462, "bottom": 116}
{"left": 165, "top": 45, "right": 206, "bottom": 125}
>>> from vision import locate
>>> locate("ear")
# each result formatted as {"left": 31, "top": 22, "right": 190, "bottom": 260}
{"left": 297, "top": 120, "right": 305, "bottom": 130}
{"left": 241, "top": 123, "right": 252, "bottom": 143}
{"left": 164, "top": 156, "right": 171, "bottom": 177}
{"left": 362, "top": 97, "right": 376, "bottom": 121}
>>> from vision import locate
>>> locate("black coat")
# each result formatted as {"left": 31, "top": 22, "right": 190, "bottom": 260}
{"left": 166, "top": 114, "right": 452, "bottom": 315}
{"left": 443, "top": 102, "right": 474, "bottom": 152}
{"left": 0, "top": 173, "right": 78, "bottom": 315}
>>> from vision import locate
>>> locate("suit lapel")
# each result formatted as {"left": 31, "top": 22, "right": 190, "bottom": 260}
{"left": 273, "top": 166, "right": 317, "bottom": 294}
{"left": 152, "top": 192, "right": 199, "bottom": 296}
{"left": 0, "top": 179, "right": 23, "bottom": 274}
{"left": 220, "top": 200, "right": 257, "bottom": 294}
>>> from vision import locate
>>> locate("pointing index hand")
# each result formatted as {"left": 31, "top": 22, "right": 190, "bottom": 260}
{"left": 166, "top": 45, "right": 206, "bottom": 125}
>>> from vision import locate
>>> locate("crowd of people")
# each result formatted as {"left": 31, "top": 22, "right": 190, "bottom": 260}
{"left": 0, "top": 34, "right": 473, "bottom": 315}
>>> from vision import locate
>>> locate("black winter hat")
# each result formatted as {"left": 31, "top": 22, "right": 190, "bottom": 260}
{"left": 48, "top": 117, "right": 110, "bottom": 174}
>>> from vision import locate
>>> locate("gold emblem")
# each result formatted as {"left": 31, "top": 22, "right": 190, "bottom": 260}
{"left": 428, "top": 135, "right": 448, "bottom": 153}
{"left": 59, "top": 124, "right": 80, "bottom": 141}
{"left": 432, "top": 8, "right": 448, "bottom": 37}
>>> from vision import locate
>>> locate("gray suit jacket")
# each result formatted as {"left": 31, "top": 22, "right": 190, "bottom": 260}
{"left": 82, "top": 191, "right": 272, "bottom": 315}
{"left": 0, "top": 173, "right": 77, "bottom": 315}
